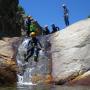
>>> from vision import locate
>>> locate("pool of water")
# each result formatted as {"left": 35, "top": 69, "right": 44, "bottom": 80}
{"left": 0, "top": 85, "right": 90, "bottom": 90}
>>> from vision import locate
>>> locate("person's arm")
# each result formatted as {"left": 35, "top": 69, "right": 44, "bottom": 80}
{"left": 37, "top": 39, "right": 42, "bottom": 48}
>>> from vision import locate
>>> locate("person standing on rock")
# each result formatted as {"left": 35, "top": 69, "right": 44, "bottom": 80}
{"left": 43, "top": 25, "right": 50, "bottom": 35}
{"left": 26, "top": 16, "right": 33, "bottom": 36}
{"left": 51, "top": 24, "right": 59, "bottom": 33}
{"left": 62, "top": 4, "right": 69, "bottom": 26}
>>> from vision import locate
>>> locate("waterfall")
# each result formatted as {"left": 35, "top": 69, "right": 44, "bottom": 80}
{"left": 16, "top": 35, "right": 51, "bottom": 86}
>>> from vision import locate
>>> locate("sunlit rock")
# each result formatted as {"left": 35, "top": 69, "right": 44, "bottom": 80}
{"left": 67, "top": 71, "right": 90, "bottom": 85}
{"left": 0, "top": 37, "right": 20, "bottom": 85}
{"left": 50, "top": 19, "right": 90, "bottom": 85}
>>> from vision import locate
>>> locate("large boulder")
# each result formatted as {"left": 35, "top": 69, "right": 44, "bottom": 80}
{"left": 0, "top": 37, "right": 20, "bottom": 85}
{"left": 50, "top": 19, "right": 90, "bottom": 85}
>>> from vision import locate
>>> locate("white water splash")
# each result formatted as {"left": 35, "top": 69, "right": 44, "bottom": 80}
{"left": 16, "top": 36, "right": 51, "bottom": 86}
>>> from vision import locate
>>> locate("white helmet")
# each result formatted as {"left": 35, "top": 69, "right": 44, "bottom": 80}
{"left": 62, "top": 4, "right": 66, "bottom": 7}
{"left": 44, "top": 25, "right": 48, "bottom": 27}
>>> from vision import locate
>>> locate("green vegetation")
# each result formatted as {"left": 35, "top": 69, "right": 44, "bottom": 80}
{"left": 17, "top": 5, "right": 25, "bottom": 14}
{"left": 16, "top": 5, "right": 25, "bottom": 29}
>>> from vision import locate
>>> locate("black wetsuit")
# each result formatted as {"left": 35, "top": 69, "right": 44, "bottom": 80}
{"left": 25, "top": 37, "right": 42, "bottom": 62}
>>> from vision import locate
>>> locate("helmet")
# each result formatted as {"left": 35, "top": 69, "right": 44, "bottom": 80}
{"left": 30, "top": 32, "right": 36, "bottom": 37}
{"left": 28, "top": 16, "right": 32, "bottom": 19}
{"left": 62, "top": 4, "right": 66, "bottom": 7}
{"left": 44, "top": 25, "right": 48, "bottom": 28}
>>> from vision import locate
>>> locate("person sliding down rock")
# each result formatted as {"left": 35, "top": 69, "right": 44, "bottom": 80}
{"left": 24, "top": 32, "right": 43, "bottom": 62}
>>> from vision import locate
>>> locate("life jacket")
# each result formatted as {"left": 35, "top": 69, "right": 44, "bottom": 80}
{"left": 29, "top": 23, "right": 40, "bottom": 36}
{"left": 30, "top": 24, "right": 37, "bottom": 32}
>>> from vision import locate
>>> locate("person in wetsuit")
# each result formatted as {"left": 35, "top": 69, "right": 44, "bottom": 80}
{"left": 25, "top": 32, "right": 42, "bottom": 62}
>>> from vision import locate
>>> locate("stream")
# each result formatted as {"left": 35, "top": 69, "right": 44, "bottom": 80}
{"left": 0, "top": 85, "right": 90, "bottom": 90}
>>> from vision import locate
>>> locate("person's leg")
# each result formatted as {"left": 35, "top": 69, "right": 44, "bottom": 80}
{"left": 67, "top": 17, "right": 69, "bottom": 26}
{"left": 25, "top": 48, "right": 34, "bottom": 62}
{"left": 64, "top": 16, "right": 67, "bottom": 26}
{"left": 34, "top": 48, "right": 39, "bottom": 62}
{"left": 66, "top": 16, "right": 69, "bottom": 26}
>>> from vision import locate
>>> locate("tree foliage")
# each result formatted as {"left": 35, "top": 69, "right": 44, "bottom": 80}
{"left": 16, "top": 5, "right": 25, "bottom": 30}
{"left": 17, "top": 5, "right": 25, "bottom": 14}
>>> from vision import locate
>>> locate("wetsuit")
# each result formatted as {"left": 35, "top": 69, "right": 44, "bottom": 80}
{"left": 25, "top": 37, "right": 42, "bottom": 62}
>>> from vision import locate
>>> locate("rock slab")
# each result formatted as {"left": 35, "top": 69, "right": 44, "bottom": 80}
{"left": 50, "top": 19, "right": 90, "bottom": 85}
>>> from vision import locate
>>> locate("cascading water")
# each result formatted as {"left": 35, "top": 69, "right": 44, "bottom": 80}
{"left": 16, "top": 37, "right": 33, "bottom": 85}
{"left": 16, "top": 36, "right": 51, "bottom": 86}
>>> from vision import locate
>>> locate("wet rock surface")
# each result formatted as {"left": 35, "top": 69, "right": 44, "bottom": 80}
{"left": 0, "top": 37, "right": 20, "bottom": 85}
{"left": 67, "top": 71, "right": 90, "bottom": 85}
{"left": 50, "top": 19, "right": 90, "bottom": 85}
{"left": 17, "top": 36, "right": 53, "bottom": 84}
